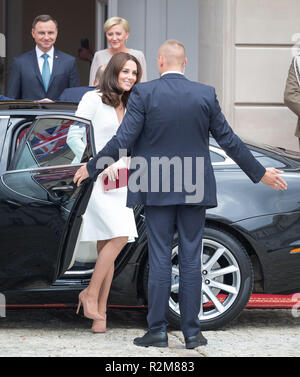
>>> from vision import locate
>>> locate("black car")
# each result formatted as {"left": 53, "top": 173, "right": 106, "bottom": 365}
{"left": 0, "top": 102, "right": 300, "bottom": 330}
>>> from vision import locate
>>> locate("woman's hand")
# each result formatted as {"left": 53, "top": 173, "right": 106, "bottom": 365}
{"left": 101, "top": 165, "right": 119, "bottom": 182}
{"left": 74, "top": 164, "right": 90, "bottom": 187}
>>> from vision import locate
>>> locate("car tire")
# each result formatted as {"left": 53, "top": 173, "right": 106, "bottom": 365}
{"left": 167, "top": 226, "right": 254, "bottom": 331}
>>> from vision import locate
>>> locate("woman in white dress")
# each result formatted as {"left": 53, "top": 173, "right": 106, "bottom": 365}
{"left": 70, "top": 52, "right": 142, "bottom": 332}
{"left": 89, "top": 17, "right": 147, "bottom": 85}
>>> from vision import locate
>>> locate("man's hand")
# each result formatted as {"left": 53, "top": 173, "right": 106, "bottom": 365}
{"left": 261, "top": 168, "right": 287, "bottom": 191}
{"left": 73, "top": 164, "right": 89, "bottom": 187}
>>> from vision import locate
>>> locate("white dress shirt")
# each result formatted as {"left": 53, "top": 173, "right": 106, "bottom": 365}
{"left": 161, "top": 70, "right": 184, "bottom": 77}
{"left": 36, "top": 46, "right": 54, "bottom": 75}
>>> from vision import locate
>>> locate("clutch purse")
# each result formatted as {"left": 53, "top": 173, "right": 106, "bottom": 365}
{"left": 101, "top": 168, "right": 129, "bottom": 191}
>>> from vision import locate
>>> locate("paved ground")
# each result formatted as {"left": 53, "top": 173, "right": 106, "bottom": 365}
{"left": 0, "top": 307, "right": 299, "bottom": 357}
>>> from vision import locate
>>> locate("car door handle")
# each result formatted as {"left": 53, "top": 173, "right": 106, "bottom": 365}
{"left": 51, "top": 185, "right": 75, "bottom": 192}
{"left": 5, "top": 200, "right": 22, "bottom": 208}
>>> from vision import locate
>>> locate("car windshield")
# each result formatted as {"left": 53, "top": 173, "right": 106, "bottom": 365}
{"left": 244, "top": 138, "right": 300, "bottom": 163}
{"left": 209, "top": 137, "right": 300, "bottom": 164}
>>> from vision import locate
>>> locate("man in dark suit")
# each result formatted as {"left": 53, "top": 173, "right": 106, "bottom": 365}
{"left": 74, "top": 40, "right": 287, "bottom": 349}
{"left": 7, "top": 15, "right": 80, "bottom": 101}
{"left": 57, "top": 85, "right": 95, "bottom": 103}
{"left": 58, "top": 65, "right": 105, "bottom": 102}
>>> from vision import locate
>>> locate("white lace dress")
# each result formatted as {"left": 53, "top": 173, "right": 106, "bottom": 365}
{"left": 73, "top": 90, "right": 138, "bottom": 242}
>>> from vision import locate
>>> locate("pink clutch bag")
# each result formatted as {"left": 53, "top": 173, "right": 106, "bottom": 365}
{"left": 101, "top": 168, "right": 129, "bottom": 191}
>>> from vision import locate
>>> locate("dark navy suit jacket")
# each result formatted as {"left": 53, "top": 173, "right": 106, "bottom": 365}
{"left": 58, "top": 86, "right": 96, "bottom": 102}
{"left": 87, "top": 73, "right": 266, "bottom": 208}
{"left": 8, "top": 49, "right": 80, "bottom": 101}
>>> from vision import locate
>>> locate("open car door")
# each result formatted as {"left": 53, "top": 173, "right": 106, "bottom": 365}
{"left": 0, "top": 115, "right": 95, "bottom": 290}
{"left": 0, "top": 116, "right": 10, "bottom": 160}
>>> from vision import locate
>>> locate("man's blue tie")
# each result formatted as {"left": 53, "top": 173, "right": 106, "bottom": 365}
{"left": 42, "top": 53, "right": 51, "bottom": 92}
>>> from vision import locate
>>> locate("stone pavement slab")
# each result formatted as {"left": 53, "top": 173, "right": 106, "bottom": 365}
{"left": 0, "top": 307, "right": 299, "bottom": 357}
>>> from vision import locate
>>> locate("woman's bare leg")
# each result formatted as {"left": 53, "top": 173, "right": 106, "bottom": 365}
{"left": 96, "top": 240, "right": 115, "bottom": 316}
{"left": 91, "top": 240, "right": 115, "bottom": 332}
{"left": 85, "top": 237, "right": 128, "bottom": 305}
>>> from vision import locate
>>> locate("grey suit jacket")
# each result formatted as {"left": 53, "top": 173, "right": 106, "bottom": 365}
{"left": 284, "top": 57, "right": 300, "bottom": 137}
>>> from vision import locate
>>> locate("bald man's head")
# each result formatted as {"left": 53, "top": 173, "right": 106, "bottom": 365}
{"left": 157, "top": 40, "right": 187, "bottom": 74}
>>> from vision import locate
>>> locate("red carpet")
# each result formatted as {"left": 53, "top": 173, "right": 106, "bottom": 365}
{"left": 246, "top": 293, "right": 300, "bottom": 309}
{"left": 4, "top": 294, "right": 300, "bottom": 310}
{"left": 205, "top": 293, "right": 300, "bottom": 309}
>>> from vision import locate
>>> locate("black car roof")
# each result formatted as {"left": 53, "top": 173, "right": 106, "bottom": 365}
{"left": 0, "top": 101, "right": 77, "bottom": 115}
{"left": 1, "top": 101, "right": 300, "bottom": 163}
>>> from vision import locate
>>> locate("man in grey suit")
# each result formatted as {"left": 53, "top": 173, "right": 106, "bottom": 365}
{"left": 284, "top": 56, "right": 300, "bottom": 149}
{"left": 8, "top": 15, "right": 80, "bottom": 101}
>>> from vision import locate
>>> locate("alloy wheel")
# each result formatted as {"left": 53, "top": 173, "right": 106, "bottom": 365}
{"left": 169, "top": 238, "right": 241, "bottom": 322}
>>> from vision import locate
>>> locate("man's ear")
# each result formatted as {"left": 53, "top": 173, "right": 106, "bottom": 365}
{"left": 158, "top": 55, "right": 164, "bottom": 67}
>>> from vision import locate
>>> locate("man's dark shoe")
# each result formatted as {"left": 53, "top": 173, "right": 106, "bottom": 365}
{"left": 185, "top": 332, "right": 208, "bottom": 349}
{"left": 133, "top": 331, "right": 168, "bottom": 348}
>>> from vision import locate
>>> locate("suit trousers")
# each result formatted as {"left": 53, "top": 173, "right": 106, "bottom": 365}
{"left": 144, "top": 205, "right": 206, "bottom": 338}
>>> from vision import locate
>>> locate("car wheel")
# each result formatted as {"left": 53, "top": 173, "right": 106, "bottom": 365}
{"left": 167, "top": 226, "right": 254, "bottom": 330}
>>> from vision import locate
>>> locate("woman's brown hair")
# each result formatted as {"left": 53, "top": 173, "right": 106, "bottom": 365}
{"left": 99, "top": 52, "right": 142, "bottom": 108}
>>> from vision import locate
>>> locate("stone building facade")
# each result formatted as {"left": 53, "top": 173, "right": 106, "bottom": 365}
{"left": 0, "top": 0, "right": 299, "bottom": 149}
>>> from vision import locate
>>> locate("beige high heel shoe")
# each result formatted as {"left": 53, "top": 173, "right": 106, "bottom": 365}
{"left": 91, "top": 314, "right": 107, "bottom": 333}
{"left": 76, "top": 290, "right": 104, "bottom": 321}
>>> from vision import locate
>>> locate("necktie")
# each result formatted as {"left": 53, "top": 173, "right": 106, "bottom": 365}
{"left": 42, "top": 53, "right": 51, "bottom": 92}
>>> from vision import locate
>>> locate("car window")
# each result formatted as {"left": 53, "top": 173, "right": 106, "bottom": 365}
{"left": 210, "top": 151, "right": 225, "bottom": 163}
{"left": 254, "top": 156, "right": 285, "bottom": 169}
{"left": 12, "top": 117, "right": 92, "bottom": 171}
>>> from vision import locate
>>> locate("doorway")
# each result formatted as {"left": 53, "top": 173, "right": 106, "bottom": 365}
{"left": 5, "top": 0, "right": 97, "bottom": 90}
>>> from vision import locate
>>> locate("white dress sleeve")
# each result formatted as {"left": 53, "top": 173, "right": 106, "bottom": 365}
{"left": 67, "top": 91, "right": 99, "bottom": 164}
{"left": 112, "top": 156, "right": 130, "bottom": 169}
{"left": 75, "top": 90, "right": 100, "bottom": 120}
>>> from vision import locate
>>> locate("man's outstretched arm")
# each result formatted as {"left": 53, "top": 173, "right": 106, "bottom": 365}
{"left": 208, "top": 89, "right": 287, "bottom": 191}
